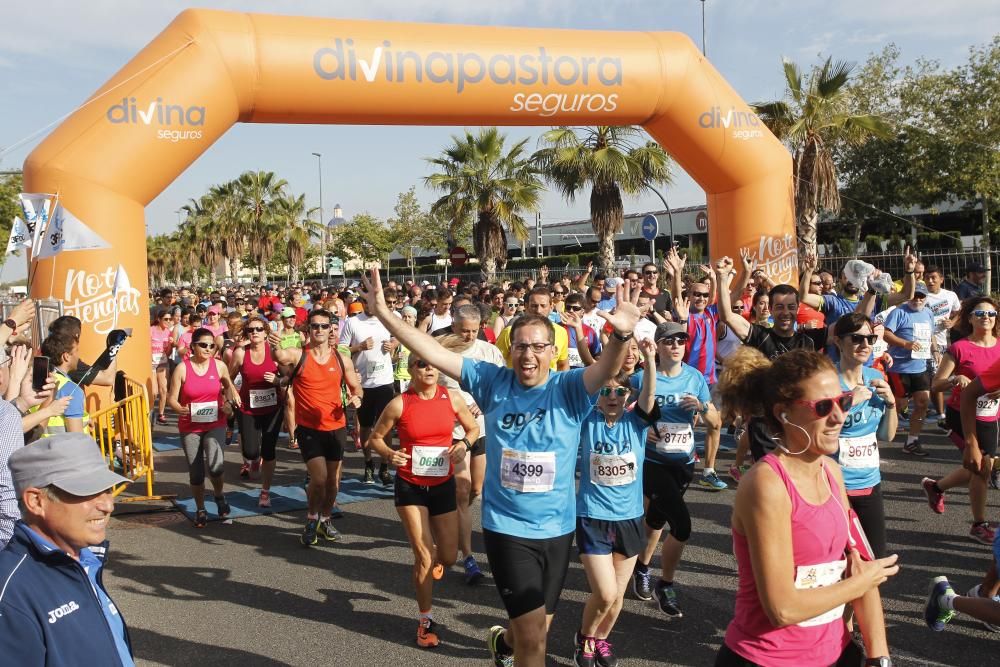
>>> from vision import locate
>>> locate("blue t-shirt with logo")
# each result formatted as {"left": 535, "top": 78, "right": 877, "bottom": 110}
{"left": 631, "top": 364, "right": 710, "bottom": 466}
{"left": 577, "top": 405, "right": 658, "bottom": 521}
{"left": 833, "top": 366, "right": 888, "bottom": 490}
{"left": 461, "top": 358, "right": 597, "bottom": 539}
{"left": 883, "top": 304, "right": 935, "bottom": 374}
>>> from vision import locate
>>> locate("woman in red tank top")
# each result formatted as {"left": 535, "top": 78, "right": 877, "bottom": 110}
{"left": 228, "top": 315, "right": 283, "bottom": 508}
{"left": 714, "top": 349, "right": 897, "bottom": 667}
{"left": 167, "top": 327, "right": 242, "bottom": 529}
{"left": 367, "top": 353, "right": 479, "bottom": 649}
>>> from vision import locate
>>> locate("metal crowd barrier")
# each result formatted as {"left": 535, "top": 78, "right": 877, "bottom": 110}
{"left": 90, "top": 377, "right": 169, "bottom": 503}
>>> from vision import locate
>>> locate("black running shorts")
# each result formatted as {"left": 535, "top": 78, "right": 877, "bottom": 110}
{"left": 483, "top": 529, "right": 574, "bottom": 619}
{"left": 358, "top": 383, "right": 395, "bottom": 428}
{"left": 296, "top": 425, "right": 346, "bottom": 462}
{"left": 394, "top": 476, "right": 457, "bottom": 516}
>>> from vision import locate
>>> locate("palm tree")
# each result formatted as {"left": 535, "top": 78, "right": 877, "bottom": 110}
{"left": 275, "top": 193, "right": 321, "bottom": 283}
{"left": 179, "top": 195, "right": 224, "bottom": 284}
{"left": 205, "top": 181, "right": 247, "bottom": 282}
{"left": 146, "top": 236, "right": 168, "bottom": 288}
{"left": 425, "top": 128, "right": 543, "bottom": 282}
{"left": 753, "top": 57, "right": 891, "bottom": 257}
{"left": 236, "top": 170, "right": 288, "bottom": 284}
{"left": 533, "top": 126, "right": 672, "bottom": 271}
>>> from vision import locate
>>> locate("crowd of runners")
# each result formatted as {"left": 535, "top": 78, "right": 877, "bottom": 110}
{"left": 141, "top": 251, "right": 1000, "bottom": 665}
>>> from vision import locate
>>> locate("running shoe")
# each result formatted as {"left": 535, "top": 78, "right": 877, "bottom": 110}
{"left": 379, "top": 463, "right": 393, "bottom": 487}
{"left": 487, "top": 625, "right": 513, "bottom": 667}
{"left": 250, "top": 458, "right": 261, "bottom": 478}
{"left": 991, "top": 468, "right": 1000, "bottom": 491}
{"left": 194, "top": 509, "right": 208, "bottom": 529}
{"left": 925, "top": 576, "right": 956, "bottom": 631}
{"left": 937, "top": 418, "right": 950, "bottom": 432}
{"left": 594, "top": 638, "right": 618, "bottom": 667}
{"left": 226, "top": 428, "right": 234, "bottom": 446}
{"left": 902, "top": 439, "right": 927, "bottom": 456}
{"left": 239, "top": 462, "right": 251, "bottom": 479}
{"left": 416, "top": 617, "right": 440, "bottom": 648}
{"left": 258, "top": 489, "right": 271, "bottom": 508}
{"left": 573, "top": 633, "right": 596, "bottom": 667}
{"left": 653, "top": 581, "right": 682, "bottom": 618}
{"left": 728, "top": 464, "right": 750, "bottom": 485}
{"left": 698, "top": 470, "right": 728, "bottom": 491}
{"left": 301, "top": 518, "right": 319, "bottom": 547}
{"left": 632, "top": 567, "right": 653, "bottom": 601}
{"left": 363, "top": 462, "right": 375, "bottom": 485}
{"left": 463, "top": 555, "right": 484, "bottom": 585}
{"left": 156, "top": 414, "right": 168, "bottom": 425}
{"left": 318, "top": 518, "right": 340, "bottom": 542}
{"left": 288, "top": 438, "right": 299, "bottom": 451}
{"left": 214, "top": 495, "right": 231, "bottom": 518}
{"left": 970, "top": 522, "right": 996, "bottom": 545}
{"left": 921, "top": 477, "right": 945, "bottom": 514}
{"left": 966, "top": 585, "right": 1000, "bottom": 632}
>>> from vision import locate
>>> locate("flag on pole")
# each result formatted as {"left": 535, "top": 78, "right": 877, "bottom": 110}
{"left": 111, "top": 264, "right": 131, "bottom": 330}
{"left": 5, "top": 217, "right": 33, "bottom": 255}
{"left": 34, "top": 203, "right": 111, "bottom": 260}
{"left": 18, "top": 193, "right": 54, "bottom": 253}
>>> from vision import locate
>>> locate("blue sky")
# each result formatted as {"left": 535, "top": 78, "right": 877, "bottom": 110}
{"left": 1, "top": 1, "right": 996, "bottom": 278}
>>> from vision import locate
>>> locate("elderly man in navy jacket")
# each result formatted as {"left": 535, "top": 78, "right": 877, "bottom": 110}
{"left": 0, "top": 433, "right": 133, "bottom": 666}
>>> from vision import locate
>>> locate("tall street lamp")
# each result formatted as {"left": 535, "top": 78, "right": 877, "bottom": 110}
{"left": 644, "top": 185, "right": 676, "bottom": 249}
{"left": 312, "top": 152, "right": 324, "bottom": 278}
{"left": 700, "top": 0, "right": 707, "bottom": 56}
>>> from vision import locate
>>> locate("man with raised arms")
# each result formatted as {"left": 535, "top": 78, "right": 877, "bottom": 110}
{"left": 360, "top": 267, "right": 639, "bottom": 667}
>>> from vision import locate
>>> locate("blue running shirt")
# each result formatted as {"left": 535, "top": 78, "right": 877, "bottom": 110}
{"left": 632, "top": 363, "right": 711, "bottom": 466}
{"left": 833, "top": 366, "right": 888, "bottom": 490}
{"left": 461, "top": 358, "right": 597, "bottom": 538}
{"left": 577, "top": 406, "right": 657, "bottom": 521}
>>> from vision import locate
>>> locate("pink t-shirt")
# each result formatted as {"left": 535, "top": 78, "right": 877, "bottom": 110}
{"left": 150, "top": 325, "right": 173, "bottom": 365}
{"left": 724, "top": 455, "right": 849, "bottom": 666}
{"left": 950, "top": 338, "right": 1000, "bottom": 421}
{"left": 177, "top": 330, "right": 194, "bottom": 359}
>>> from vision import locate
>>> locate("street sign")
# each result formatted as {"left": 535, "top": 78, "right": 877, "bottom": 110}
{"left": 449, "top": 246, "right": 468, "bottom": 267}
{"left": 641, "top": 214, "right": 658, "bottom": 241}
{"left": 328, "top": 256, "right": 344, "bottom": 275}
{"left": 695, "top": 211, "right": 708, "bottom": 232}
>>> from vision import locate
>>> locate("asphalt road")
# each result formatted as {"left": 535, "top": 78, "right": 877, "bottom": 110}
{"left": 104, "top": 420, "right": 997, "bottom": 666}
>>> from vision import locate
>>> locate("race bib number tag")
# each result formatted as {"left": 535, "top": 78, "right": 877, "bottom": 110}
{"left": 369, "top": 360, "right": 386, "bottom": 376}
{"left": 249, "top": 387, "right": 277, "bottom": 409}
{"left": 500, "top": 449, "right": 556, "bottom": 493}
{"left": 655, "top": 422, "right": 694, "bottom": 455}
{"left": 839, "top": 433, "right": 879, "bottom": 469}
{"left": 411, "top": 445, "right": 450, "bottom": 477}
{"left": 190, "top": 401, "right": 218, "bottom": 423}
{"left": 589, "top": 452, "right": 637, "bottom": 487}
{"left": 567, "top": 346, "right": 583, "bottom": 368}
{"left": 911, "top": 323, "right": 932, "bottom": 360}
{"left": 151, "top": 353, "right": 163, "bottom": 366}
{"left": 977, "top": 396, "right": 1000, "bottom": 418}
{"left": 794, "top": 559, "right": 847, "bottom": 627}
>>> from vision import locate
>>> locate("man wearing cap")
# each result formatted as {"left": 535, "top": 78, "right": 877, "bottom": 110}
{"left": 957, "top": 263, "right": 987, "bottom": 301}
{"left": 0, "top": 433, "right": 134, "bottom": 666}
{"left": 883, "top": 281, "right": 937, "bottom": 456}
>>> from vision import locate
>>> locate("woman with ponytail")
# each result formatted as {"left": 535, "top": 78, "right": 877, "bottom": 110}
{"left": 715, "top": 348, "right": 897, "bottom": 667}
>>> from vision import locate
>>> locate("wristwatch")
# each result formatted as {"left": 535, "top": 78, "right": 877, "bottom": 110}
{"left": 461, "top": 437, "right": 473, "bottom": 452}
{"left": 865, "top": 658, "right": 892, "bottom": 667}
{"left": 611, "top": 330, "right": 634, "bottom": 342}
{"left": 2, "top": 318, "right": 16, "bottom": 331}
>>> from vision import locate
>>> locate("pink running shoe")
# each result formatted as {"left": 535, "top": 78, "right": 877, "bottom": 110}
{"left": 921, "top": 477, "right": 945, "bottom": 514}
{"left": 258, "top": 489, "right": 271, "bottom": 508}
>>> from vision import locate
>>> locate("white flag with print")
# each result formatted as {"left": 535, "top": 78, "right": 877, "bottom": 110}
{"left": 5, "top": 217, "right": 33, "bottom": 255}
{"left": 34, "top": 203, "right": 110, "bottom": 260}
{"left": 18, "top": 193, "right": 54, "bottom": 252}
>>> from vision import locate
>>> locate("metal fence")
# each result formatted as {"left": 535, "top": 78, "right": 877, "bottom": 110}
{"left": 818, "top": 249, "right": 996, "bottom": 294}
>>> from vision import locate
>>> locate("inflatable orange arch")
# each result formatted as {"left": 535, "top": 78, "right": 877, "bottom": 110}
{"left": 24, "top": 9, "right": 793, "bottom": 398}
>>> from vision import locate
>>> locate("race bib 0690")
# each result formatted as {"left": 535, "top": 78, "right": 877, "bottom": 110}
{"left": 411, "top": 445, "right": 450, "bottom": 477}
{"left": 500, "top": 449, "right": 556, "bottom": 493}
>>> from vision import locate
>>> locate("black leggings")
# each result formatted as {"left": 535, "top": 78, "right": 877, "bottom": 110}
{"left": 848, "top": 483, "right": 887, "bottom": 559}
{"left": 642, "top": 460, "right": 693, "bottom": 542}
{"left": 237, "top": 410, "right": 282, "bottom": 462}
{"left": 715, "top": 639, "right": 864, "bottom": 666}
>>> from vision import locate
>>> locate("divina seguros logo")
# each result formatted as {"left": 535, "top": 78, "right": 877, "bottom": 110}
{"left": 313, "top": 39, "right": 623, "bottom": 118}
{"left": 106, "top": 97, "right": 206, "bottom": 142}
{"left": 698, "top": 106, "right": 764, "bottom": 141}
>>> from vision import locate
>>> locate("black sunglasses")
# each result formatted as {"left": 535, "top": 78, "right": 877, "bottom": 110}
{"left": 246, "top": 326, "right": 266, "bottom": 333}
{"left": 310, "top": 323, "right": 332, "bottom": 330}
{"left": 599, "top": 387, "right": 629, "bottom": 397}
{"left": 566, "top": 305, "right": 584, "bottom": 312}
{"left": 658, "top": 335, "right": 689, "bottom": 346}
{"left": 847, "top": 333, "right": 877, "bottom": 345}
{"left": 413, "top": 360, "right": 431, "bottom": 369}
{"left": 643, "top": 270, "right": 658, "bottom": 275}
{"left": 194, "top": 341, "right": 216, "bottom": 350}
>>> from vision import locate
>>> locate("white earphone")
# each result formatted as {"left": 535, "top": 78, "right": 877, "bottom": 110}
{"left": 776, "top": 412, "right": 812, "bottom": 455}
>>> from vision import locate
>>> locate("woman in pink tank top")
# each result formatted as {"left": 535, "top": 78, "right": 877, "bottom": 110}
{"left": 167, "top": 327, "right": 242, "bottom": 529}
{"left": 715, "top": 349, "right": 898, "bottom": 667}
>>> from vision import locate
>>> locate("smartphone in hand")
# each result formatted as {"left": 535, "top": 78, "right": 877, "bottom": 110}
{"left": 31, "top": 356, "right": 50, "bottom": 392}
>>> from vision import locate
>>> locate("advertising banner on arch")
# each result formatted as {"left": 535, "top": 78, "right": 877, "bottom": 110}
{"left": 24, "top": 9, "right": 793, "bottom": 398}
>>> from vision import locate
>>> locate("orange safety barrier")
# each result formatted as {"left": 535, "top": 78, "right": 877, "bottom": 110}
{"left": 89, "top": 377, "right": 168, "bottom": 502}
